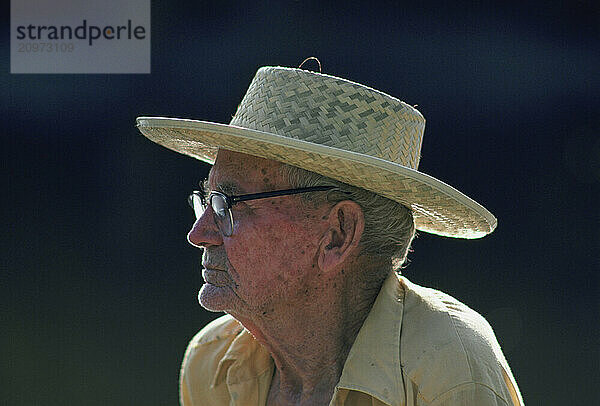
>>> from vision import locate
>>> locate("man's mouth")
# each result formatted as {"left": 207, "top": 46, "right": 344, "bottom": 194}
{"left": 202, "top": 268, "right": 230, "bottom": 287}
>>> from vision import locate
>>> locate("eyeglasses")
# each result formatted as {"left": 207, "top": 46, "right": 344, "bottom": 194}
{"left": 188, "top": 184, "right": 335, "bottom": 237}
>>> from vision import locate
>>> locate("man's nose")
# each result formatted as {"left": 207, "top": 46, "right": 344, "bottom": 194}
{"left": 187, "top": 210, "right": 222, "bottom": 248}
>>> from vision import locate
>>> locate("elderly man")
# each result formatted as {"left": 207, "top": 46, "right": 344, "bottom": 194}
{"left": 137, "top": 66, "right": 523, "bottom": 406}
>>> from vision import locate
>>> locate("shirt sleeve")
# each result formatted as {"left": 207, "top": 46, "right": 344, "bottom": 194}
{"left": 179, "top": 341, "right": 196, "bottom": 406}
{"left": 429, "top": 382, "right": 511, "bottom": 406}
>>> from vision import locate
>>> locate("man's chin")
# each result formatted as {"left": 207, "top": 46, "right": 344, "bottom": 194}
{"left": 197, "top": 283, "right": 233, "bottom": 312}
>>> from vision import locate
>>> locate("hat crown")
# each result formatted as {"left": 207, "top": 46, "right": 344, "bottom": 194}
{"left": 229, "top": 67, "right": 425, "bottom": 170}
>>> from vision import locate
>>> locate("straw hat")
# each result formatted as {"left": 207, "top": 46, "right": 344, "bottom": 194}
{"left": 137, "top": 66, "right": 497, "bottom": 238}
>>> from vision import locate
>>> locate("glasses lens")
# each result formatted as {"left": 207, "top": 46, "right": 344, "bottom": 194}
{"left": 189, "top": 193, "right": 206, "bottom": 219}
{"left": 210, "top": 194, "right": 233, "bottom": 237}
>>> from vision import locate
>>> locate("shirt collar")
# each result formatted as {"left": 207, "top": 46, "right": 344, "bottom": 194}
{"left": 335, "top": 272, "right": 406, "bottom": 406}
{"left": 211, "top": 323, "right": 272, "bottom": 388}
{"left": 210, "top": 272, "right": 406, "bottom": 405}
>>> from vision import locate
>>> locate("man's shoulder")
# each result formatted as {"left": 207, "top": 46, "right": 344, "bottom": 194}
{"left": 399, "top": 277, "right": 516, "bottom": 404}
{"left": 180, "top": 314, "right": 245, "bottom": 405}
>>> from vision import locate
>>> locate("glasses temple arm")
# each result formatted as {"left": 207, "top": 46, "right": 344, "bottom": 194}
{"left": 230, "top": 186, "right": 335, "bottom": 204}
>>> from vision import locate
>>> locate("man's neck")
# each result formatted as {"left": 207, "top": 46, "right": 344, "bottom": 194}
{"left": 234, "top": 267, "right": 385, "bottom": 405}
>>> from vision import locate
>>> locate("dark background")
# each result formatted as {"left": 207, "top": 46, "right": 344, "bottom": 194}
{"left": 2, "top": 1, "right": 598, "bottom": 405}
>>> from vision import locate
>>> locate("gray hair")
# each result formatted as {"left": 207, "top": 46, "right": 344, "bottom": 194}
{"left": 280, "top": 164, "right": 416, "bottom": 271}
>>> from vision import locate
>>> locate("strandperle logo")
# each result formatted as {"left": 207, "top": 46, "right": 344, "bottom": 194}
{"left": 15, "top": 19, "right": 147, "bottom": 46}
{"left": 11, "top": 0, "right": 150, "bottom": 74}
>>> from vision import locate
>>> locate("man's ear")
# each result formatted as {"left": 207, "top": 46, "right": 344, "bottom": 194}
{"left": 317, "top": 200, "right": 365, "bottom": 272}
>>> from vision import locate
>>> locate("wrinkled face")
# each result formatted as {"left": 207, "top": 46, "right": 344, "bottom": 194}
{"left": 187, "top": 150, "right": 329, "bottom": 320}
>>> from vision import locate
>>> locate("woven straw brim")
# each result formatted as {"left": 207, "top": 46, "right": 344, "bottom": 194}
{"left": 136, "top": 117, "right": 497, "bottom": 239}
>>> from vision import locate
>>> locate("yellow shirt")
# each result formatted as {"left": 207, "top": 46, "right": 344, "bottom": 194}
{"left": 180, "top": 273, "right": 523, "bottom": 405}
